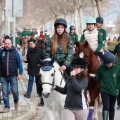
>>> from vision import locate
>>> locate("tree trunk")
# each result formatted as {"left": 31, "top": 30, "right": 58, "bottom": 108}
{"left": 95, "top": 0, "right": 102, "bottom": 16}
{"left": 70, "top": 12, "right": 74, "bottom": 26}
{"left": 78, "top": 7, "right": 83, "bottom": 37}
{"left": 91, "top": 0, "right": 98, "bottom": 18}
{"left": 51, "top": 16, "right": 54, "bottom": 36}
{"left": 74, "top": 8, "right": 78, "bottom": 35}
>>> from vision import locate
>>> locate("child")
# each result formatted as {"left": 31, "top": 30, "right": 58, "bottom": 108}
{"left": 90, "top": 52, "right": 120, "bottom": 120}
{"left": 96, "top": 17, "right": 106, "bottom": 45}
{"left": 45, "top": 18, "right": 73, "bottom": 75}
{"left": 80, "top": 16, "right": 104, "bottom": 59}
{"left": 53, "top": 57, "right": 88, "bottom": 120}
{"left": 69, "top": 25, "right": 78, "bottom": 45}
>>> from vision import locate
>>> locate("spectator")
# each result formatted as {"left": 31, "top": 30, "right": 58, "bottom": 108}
{"left": 39, "top": 31, "right": 43, "bottom": 39}
{"left": 69, "top": 25, "right": 78, "bottom": 45}
{"left": 23, "top": 39, "right": 45, "bottom": 106}
{"left": 0, "top": 39, "right": 23, "bottom": 113}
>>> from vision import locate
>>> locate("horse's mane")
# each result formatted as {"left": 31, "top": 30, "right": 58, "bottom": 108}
{"left": 85, "top": 43, "right": 95, "bottom": 56}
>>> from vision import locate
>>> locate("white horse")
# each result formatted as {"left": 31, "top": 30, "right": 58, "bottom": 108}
{"left": 39, "top": 58, "right": 66, "bottom": 120}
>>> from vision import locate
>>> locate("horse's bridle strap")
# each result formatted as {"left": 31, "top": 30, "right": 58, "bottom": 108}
{"left": 42, "top": 82, "right": 53, "bottom": 86}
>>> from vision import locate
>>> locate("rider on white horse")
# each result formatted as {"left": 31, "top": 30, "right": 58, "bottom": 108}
{"left": 44, "top": 18, "right": 74, "bottom": 75}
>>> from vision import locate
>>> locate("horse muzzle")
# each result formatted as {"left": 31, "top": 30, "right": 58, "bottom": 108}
{"left": 42, "top": 92, "right": 50, "bottom": 98}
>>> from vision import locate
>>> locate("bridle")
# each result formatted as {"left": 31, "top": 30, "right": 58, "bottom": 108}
{"left": 40, "top": 65, "right": 55, "bottom": 86}
{"left": 83, "top": 48, "right": 100, "bottom": 73}
{"left": 40, "top": 65, "right": 64, "bottom": 87}
{"left": 83, "top": 48, "right": 90, "bottom": 66}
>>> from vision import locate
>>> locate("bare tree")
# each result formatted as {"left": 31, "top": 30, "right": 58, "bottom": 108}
{"left": 95, "top": 0, "right": 102, "bottom": 16}
{"left": 15, "top": 0, "right": 114, "bottom": 37}
{"left": 115, "top": 14, "right": 120, "bottom": 35}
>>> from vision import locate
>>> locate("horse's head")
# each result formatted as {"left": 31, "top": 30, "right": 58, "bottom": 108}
{"left": 75, "top": 41, "right": 94, "bottom": 64}
{"left": 39, "top": 57, "right": 55, "bottom": 98}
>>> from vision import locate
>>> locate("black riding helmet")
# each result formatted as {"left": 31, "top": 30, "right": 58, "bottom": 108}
{"left": 70, "top": 25, "right": 75, "bottom": 30}
{"left": 54, "top": 18, "right": 67, "bottom": 28}
{"left": 71, "top": 57, "right": 87, "bottom": 69}
{"left": 96, "top": 16, "right": 104, "bottom": 23}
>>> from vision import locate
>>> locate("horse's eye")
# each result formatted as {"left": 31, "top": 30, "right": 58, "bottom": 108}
{"left": 51, "top": 73, "right": 54, "bottom": 76}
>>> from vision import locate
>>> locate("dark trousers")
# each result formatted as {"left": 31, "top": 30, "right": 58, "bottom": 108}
{"left": 101, "top": 92, "right": 117, "bottom": 111}
{"left": 35, "top": 75, "right": 42, "bottom": 97}
{"left": 117, "top": 91, "right": 120, "bottom": 105}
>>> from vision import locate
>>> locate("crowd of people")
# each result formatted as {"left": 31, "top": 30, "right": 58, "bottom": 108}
{"left": 0, "top": 16, "right": 120, "bottom": 120}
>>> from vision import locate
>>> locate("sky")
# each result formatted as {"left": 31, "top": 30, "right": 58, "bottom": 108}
{"left": 104, "top": 0, "right": 120, "bottom": 24}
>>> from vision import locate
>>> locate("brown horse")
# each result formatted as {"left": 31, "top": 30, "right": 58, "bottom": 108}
{"left": 21, "top": 37, "right": 28, "bottom": 56}
{"left": 75, "top": 40, "right": 100, "bottom": 120}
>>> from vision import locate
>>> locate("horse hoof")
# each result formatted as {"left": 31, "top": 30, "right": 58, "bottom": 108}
{"left": 93, "top": 116, "right": 98, "bottom": 120}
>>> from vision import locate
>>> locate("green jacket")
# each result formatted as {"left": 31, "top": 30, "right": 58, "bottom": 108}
{"left": 98, "top": 28, "right": 106, "bottom": 44}
{"left": 80, "top": 32, "right": 104, "bottom": 52}
{"left": 94, "top": 64, "right": 120, "bottom": 96}
{"left": 26, "top": 31, "right": 31, "bottom": 36}
{"left": 21, "top": 31, "right": 27, "bottom": 37}
{"left": 16, "top": 37, "right": 20, "bottom": 44}
{"left": 31, "top": 31, "right": 38, "bottom": 35}
{"left": 69, "top": 33, "right": 78, "bottom": 45}
{"left": 45, "top": 37, "right": 73, "bottom": 67}
{"left": 43, "top": 35, "right": 50, "bottom": 40}
{"left": 17, "top": 31, "right": 21, "bottom": 36}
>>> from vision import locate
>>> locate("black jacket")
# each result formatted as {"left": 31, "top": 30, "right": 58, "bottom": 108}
{"left": 55, "top": 76, "right": 88, "bottom": 110}
{"left": 25, "top": 47, "right": 45, "bottom": 75}
{"left": 0, "top": 46, "right": 23, "bottom": 76}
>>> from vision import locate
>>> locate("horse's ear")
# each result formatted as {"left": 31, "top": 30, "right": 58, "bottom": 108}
{"left": 76, "top": 42, "right": 79, "bottom": 48}
{"left": 84, "top": 40, "right": 89, "bottom": 48}
{"left": 51, "top": 57, "right": 54, "bottom": 64}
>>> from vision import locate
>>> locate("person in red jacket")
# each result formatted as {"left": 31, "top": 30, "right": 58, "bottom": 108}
{"left": 39, "top": 31, "right": 43, "bottom": 39}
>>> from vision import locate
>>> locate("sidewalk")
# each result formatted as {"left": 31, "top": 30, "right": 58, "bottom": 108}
{"left": 0, "top": 73, "right": 36, "bottom": 120}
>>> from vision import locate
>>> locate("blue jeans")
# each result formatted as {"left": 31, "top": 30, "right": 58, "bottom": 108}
{"left": 1, "top": 76, "right": 19, "bottom": 109}
{"left": 26, "top": 75, "right": 35, "bottom": 95}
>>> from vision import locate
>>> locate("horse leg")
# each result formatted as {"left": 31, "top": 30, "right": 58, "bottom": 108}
{"left": 58, "top": 108, "right": 64, "bottom": 120}
{"left": 87, "top": 90, "right": 95, "bottom": 120}
{"left": 98, "top": 93, "right": 102, "bottom": 107}
{"left": 87, "top": 89, "right": 99, "bottom": 120}
{"left": 93, "top": 99, "right": 98, "bottom": 120}
{"left": 45, "top": 107, "right": 56, "bottom": 120}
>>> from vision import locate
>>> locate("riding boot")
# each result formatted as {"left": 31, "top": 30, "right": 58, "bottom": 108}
{"left": 102, "top": 110, "right": 108, "bottom": 120}
{"left": 38, "top": 97, "right": 44, "bottom": 106}
{"left": 109, "top": 111, "right": 115, "bottom": 120}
